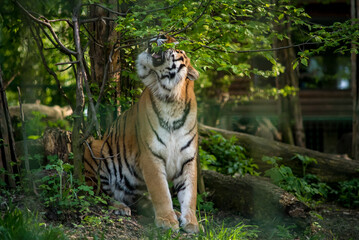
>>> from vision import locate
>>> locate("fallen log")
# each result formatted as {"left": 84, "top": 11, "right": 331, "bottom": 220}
{"left": 199, "top": 124, "right": 359, "bottom": 182}
{"left": 202, "top": 170, "right": 310, "bottom": 228}
{"left": 9, "top": 103, "right": 72, "bottom": 121}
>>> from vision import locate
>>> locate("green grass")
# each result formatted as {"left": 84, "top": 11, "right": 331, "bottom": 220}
{"left": 0, "top": 207, "right": 68, "bottom": 240}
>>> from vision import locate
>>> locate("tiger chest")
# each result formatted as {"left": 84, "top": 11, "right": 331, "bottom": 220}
{"left": 149, "top": 126, "right": 197, "bottom": 181}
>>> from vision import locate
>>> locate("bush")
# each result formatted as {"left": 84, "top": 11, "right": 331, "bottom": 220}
{"left": 200, "top": 131, "right": 258, "bottom": 176}
{"left": 0, "top": 207, "right": 68, "bottom": 240}
{"left": 38, "top": 155, "right": 108, "bottom": 214}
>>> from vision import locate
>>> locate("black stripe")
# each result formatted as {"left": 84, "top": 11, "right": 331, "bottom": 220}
{"left": 115, "top": 182, "right": 135, "bottom": 195}
{"left": 124, "top": 176, "right": 135, "bottom": 191}
{"left": 161, "top": 74, "right": 169, "bottom": 79}
{"left": 150, "top": 93, "right": 192, "bottom": 132}
{"left": 180, "top": 133, "right": 196, "bottom": 152}
{"left": 100, "top": 175, "right": 108, "bottom": 182}
{"left": 177, "top": 64, "right": 185, "bottom": 73}
{"left": 174, "top": 182, "right": 186, "bottom": 193}
{"left": 175, "top": 156, "right": 195, "bottom": 179}
{"left": 122, "top": 112, "right": 132, "bottom": 174}
{"left": 185, "top": 80, "right": 189, "bottom": 100}
{"left": 146, "top": 113, "right": 166, "bottom": 147}
{"left": 139, "top": 70, "right": 152, "bottom": 79}
{"left": 84, "top": 158, "right": 97, "bottom": 174}
{"left": 148, "top": 144, "right": 166, "bottom": 164}
{"left": 130, "top": 164, "right": 144, "bottom": 182}
{"left": 169, "top": 72, "right": 176, "bottom": 79}
{"left": 150, "top": 94, "right": 171, "bottom": 132}
{"left": 105, "top": 141, "right": 118, "bottom": 182}
{"left": 174, "top": 56, "right": 184, "bottom": 62}
{"left": 173, "top": 100, "right": 191, "bottom": 130}
{"left": 100, "top": 153, "right": 112, "bottom": 182}
{"left": 186, "top": 122, "right": 197, "bottom": 135}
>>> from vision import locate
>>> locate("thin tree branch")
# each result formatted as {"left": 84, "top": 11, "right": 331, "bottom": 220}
{"left": 81, "top": 3, "right": 127, "bottom": 16}
{"left": 82, "top": 23, "right": 104, "bottom": 48}
{"left": 80, "top": 16, "right": 116, "bottom": 23}
{"left": 15, "top": 0, "right": 77, "bottom": 55}
{"left": 30, "top": 25, "right": 73, "bottom": 108}
{"left": 200, "top": 42, "right": 320, "bottom": 54}
{"left": 55, "top": 61, "right": 79, "bottom": 66}
{"left": 72, "top": 6, "right": 101, "bottom": 141}
{"left": 172, "top": 0, "right": 211, "bottom": 37}
{"left": 3, "top": 72, "right": 19, "bottom": 90}
{"left": 59, "top": 64, "right": 73, "bottom": 72}
{"left": 95, "top": 44, "right": 116, "bottom": 112}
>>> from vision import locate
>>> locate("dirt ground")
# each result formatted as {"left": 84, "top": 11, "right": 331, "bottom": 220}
{"left": 3, "top": 193, "right": 359, "bottom": 239}
{"left": 62, "top": 204, "right": 359, "bottom": 239}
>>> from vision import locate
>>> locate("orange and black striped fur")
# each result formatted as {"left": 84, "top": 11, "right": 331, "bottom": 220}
{"left": 84, "top": 36, "right": 200, "bottom": 233}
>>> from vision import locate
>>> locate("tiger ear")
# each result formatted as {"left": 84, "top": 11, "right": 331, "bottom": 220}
{"left": 187, "top": 65, "right": 199, "bottom": 81}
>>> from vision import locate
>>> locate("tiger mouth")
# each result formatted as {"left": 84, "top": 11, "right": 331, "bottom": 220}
{"left": 151, "top": 51, "right": 165, "bottom": 67}
{"left": 148, "top": 35, "right": 168, "bottom": 67}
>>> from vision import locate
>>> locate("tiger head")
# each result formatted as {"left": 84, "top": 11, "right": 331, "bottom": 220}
{"left": 137, "top": 35, "right": 199, "bottom": 100}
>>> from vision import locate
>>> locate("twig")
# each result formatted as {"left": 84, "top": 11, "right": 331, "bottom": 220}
{"left": 80, "top": 16, "right": 116, "bottom": 23}
{"left": 172, "top": 0, "right": 211, "bottom": 37}
{"left": 84, "top": 140, "right": 121, "bottom": 161}
{"left": 3, "top": 72, "right": 19, "bottom": 90}
{"left": 30, "top": 25, "right": 73, "bottom": 108}
{"left": 55, "top": 61, "right": 79, "bottom": 66}
{"left": 81, "top": 3, "right": 127, "bottom": 16}
{"left": 95, "top": 44, "right": 116, "bottom": 112}
{"left": 200, "top": 42, "right": 320, "bottom": 54}
{"left": 72, "top": 6, "right": 101, "bottom": 140}
{"left": 15, "top": 0, "right": 77, "bottom": 55}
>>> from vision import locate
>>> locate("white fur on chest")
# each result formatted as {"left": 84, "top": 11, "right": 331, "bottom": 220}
{"left": 164, "top": 128, "right": 196, "bottom": 180}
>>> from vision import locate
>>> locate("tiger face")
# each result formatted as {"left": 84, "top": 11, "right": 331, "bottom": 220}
{"left": 137, "top": 37, "right": 199, "bottom": 100}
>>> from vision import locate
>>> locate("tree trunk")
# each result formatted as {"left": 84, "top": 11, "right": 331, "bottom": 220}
{"left": 89, "top": 0, "right": 121, "bottom": 129}
{"left": 0, "top": 67, "right": 19, "bottom": 187}
{"left": 202, "top": 170, "right": 310, "bottom": 228}
{"left": 199, "top": 124, "right": 359, "bottom": 182}
{"left": 72, "top": 2, "right": 85, "bottom": 181}
{"left": 275, "top": 18, "right": 306, "bottom": 147}
{"left": 351, "top": 0, "right": 359, "bottom": 160}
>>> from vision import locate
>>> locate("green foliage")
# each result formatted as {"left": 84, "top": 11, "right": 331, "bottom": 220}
{"left": 21, "top": 111, "right": 47, "bottom": 140}
{"left": 291, "top": 153, "right": 317, "bottom": 176}
{"left": 263, "top": 155, "right": 359, "bottom": 208}
{"left": 197, "top": 191, "right": 215, "bottom": 213}
{"left": 200, "top": 221, "right": 259, "bottom": 240}
{"left": 200, "top": 131, "right": 259, "bottom": 176}
{"left": 0, "top": 206, "right": 68, "bottom": 240}
{"left": 145, "top": 218, "right": 258, "bottom": 240}
{"left": 262, "top": 155, "right": 331, "bottom": 202}
{"left": 38, "top": 155, "right": 108, "bottom": 214}
{"left": 335, "top": 178, "right": 359, "bottom": 208}
{"left": 0, "top": 0, "right": 76, "bottom": 106}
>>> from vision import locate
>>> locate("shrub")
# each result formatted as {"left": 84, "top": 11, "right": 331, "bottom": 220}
{"left": 200, "top": 131, "right": 258, "bottom": 176}
{"left": 0, "top": 206, "right": 68, "bottom": 240}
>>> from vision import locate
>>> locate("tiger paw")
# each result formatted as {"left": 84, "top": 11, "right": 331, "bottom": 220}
{"left": 180, "top": 211, "right": 201, "bottom": 233}
{"left": 181, "top": 222, "right": 203, "bottom": 233}
{"left": 111, "top": 201, "right": 131, "bottom": 216}
{"left": 155, "top": 212, "right": 179, "bottom": 232}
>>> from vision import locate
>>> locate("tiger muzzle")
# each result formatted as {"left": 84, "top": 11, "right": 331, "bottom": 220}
{"left": 148, "top": 35, "right": 168, "bottom": 67}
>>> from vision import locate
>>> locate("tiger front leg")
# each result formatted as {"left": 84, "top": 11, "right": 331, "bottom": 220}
{"left": 173, "top": 157, "right": 200, "bottom": 233}
{"left": 141, "top": 159, "right": 179, "bottom": 231}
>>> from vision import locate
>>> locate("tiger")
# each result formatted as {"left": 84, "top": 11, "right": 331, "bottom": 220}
{"left": 84, "top": 35, "right": 200, "bottom": 233}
